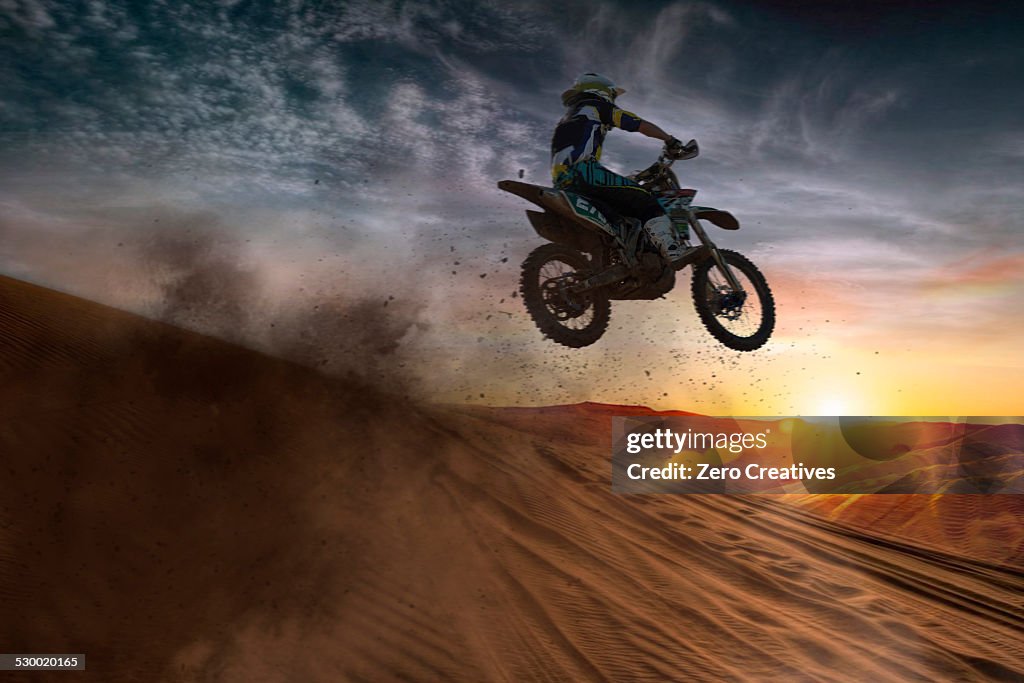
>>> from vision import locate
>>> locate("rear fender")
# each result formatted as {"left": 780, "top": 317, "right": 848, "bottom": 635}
{"left": 499, "top": 179, "right": 617, "bottom": 237}
{"left": 693, "top": 206, "right": 740, "bottom": 230}
{"left": 526, "top": 211, "right": 603, "bottom": 254}
{"left": 497, "top": 179, "right": 550, "bottom": 207}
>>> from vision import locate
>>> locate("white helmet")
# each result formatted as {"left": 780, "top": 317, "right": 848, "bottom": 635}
{"left": 561, "top": 72, "right": 626, "bottom": 105}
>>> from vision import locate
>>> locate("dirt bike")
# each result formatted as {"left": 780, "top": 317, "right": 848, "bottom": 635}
{"left": 498, "top": 140, "right": 775, "bottom": 351}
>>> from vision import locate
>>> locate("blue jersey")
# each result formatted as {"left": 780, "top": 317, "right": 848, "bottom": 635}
{"left": 550, "top": 96, "right": 643, "bottom": 183}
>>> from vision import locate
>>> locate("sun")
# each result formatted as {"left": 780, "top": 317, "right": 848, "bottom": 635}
{"left": 799, "top": 380, "right": 868, "bottom": 416}
{"left": 814, "top": 395, "right": 849, "bottom": 416}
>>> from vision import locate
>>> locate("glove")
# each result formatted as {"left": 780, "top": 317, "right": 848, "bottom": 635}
{"left": 665, "top": 136, "right": 686, "bottom": 159}
{"left": 666, "top": 137, "right": 698, "bottom": 160}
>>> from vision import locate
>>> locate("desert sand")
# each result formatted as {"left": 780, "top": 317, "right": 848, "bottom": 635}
{"left": 1, "top": 274, "right": 1022, "bottom": 682}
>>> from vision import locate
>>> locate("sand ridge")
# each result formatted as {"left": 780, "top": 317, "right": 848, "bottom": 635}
{"left": 0, "top": 275, "right": 1022, "bottom": 682}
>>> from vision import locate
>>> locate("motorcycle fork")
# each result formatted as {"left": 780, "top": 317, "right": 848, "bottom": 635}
{"left": 688, "top": 213, "right": 744, "bottom": 292}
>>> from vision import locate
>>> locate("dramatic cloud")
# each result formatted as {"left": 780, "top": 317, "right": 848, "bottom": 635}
{"left": 1, "top": 0, "right": 1022, "bottom": 413}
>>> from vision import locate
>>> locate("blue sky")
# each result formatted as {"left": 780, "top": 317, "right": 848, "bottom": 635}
{"left": 2, "top": 0, "right": 1022, "bottom": 413}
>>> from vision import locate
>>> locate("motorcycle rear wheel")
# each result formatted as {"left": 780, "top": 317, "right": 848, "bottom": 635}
{"left": 520, "top": 243, "right": 611, "bottom": 348}
{"left": 691, "top": 249, "right": 775, "bottom": 351}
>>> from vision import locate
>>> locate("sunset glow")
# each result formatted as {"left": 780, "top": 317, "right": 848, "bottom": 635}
{"left": 1, "top": 1, "right": 1021, "bottom": 418}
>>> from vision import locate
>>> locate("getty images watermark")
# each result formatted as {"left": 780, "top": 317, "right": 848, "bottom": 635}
{"left": 612, "top": 415, "right": 1024, "bottom": 494}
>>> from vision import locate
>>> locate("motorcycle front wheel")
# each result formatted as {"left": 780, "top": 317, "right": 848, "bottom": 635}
{"left": 691, "top": 249, "right": 775, "bottom": 351}
{"left": 520, "top": 243, "right": 611, "bottom": 348}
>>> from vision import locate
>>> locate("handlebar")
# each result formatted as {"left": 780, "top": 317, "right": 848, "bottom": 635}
{"left": 666, "top": 138, "right": 699, "bottom": 161}
{"left": 632, "top": 139, "right": 699, "bottom": 183}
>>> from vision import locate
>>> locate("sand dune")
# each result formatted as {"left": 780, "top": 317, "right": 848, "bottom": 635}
{"left": 791, "top": 493, "right": 1024, "bottom": 568}
{"left": 1, "top": 274, "right": 1022, "bottom": 682}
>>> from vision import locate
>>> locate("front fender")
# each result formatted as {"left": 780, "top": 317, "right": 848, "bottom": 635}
{"left": 693, "top": 206, "right": 740, "bottom": 230}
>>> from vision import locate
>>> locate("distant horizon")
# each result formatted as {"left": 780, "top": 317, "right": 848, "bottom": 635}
{"left": 475, "top": 400, "right": 1023, "bottom": 423}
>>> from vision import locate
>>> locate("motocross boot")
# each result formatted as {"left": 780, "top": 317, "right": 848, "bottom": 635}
{"left": 643, "top": 215, "right": 684, "bottom": 262}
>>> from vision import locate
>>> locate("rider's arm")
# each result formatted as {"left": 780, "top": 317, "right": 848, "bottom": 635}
{"left": 637, "top": 120, "right": 673, "bottom": 142}
{"left": 611, "top": 106, "right": 678, "bottom": 145}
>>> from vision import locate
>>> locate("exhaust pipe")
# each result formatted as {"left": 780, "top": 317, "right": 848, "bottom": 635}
{"left": 571, "top": 263, "right": 629, "bottom": 293}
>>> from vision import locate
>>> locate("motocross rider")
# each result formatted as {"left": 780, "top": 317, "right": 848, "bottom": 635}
{"left": 551, "top": 72, "right": 694, "bottom": 262}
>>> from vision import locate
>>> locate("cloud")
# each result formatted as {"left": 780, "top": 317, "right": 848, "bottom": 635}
{"left": 1, "top": 0, "right": 1022, "bottom": 411}
{"left": 0, "top": 0, "right": 56, "bottom": 33}
{"left": 922, "top": 249, "right": 1024, "bottom": 289}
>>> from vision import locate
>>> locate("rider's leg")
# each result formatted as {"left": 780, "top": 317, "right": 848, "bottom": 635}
{"left": 567, "top": 161, "right": 683, "bottom": 261}
{"left": 640, "top": 215, "right": 683, "bottom": 261}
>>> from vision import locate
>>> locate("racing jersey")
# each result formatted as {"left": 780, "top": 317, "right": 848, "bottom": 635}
{"left": 550, "top": 95, "right": 643, "bottom": 183}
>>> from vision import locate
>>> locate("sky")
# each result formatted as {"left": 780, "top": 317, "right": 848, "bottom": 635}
{"left": 2, "top": 0, "right": 1023, "bottom": 416}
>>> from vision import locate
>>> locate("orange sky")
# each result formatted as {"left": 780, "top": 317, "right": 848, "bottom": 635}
{"left": 429, "top": 242, "right": 1024, "bottom": 417}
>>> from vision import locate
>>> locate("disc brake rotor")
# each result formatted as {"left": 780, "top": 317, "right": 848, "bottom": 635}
{"left": 710, "top": 284, "right": 747, "bottom": 320}
{"left": 542, "top": 273, "right": 588, "bottom": 320}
